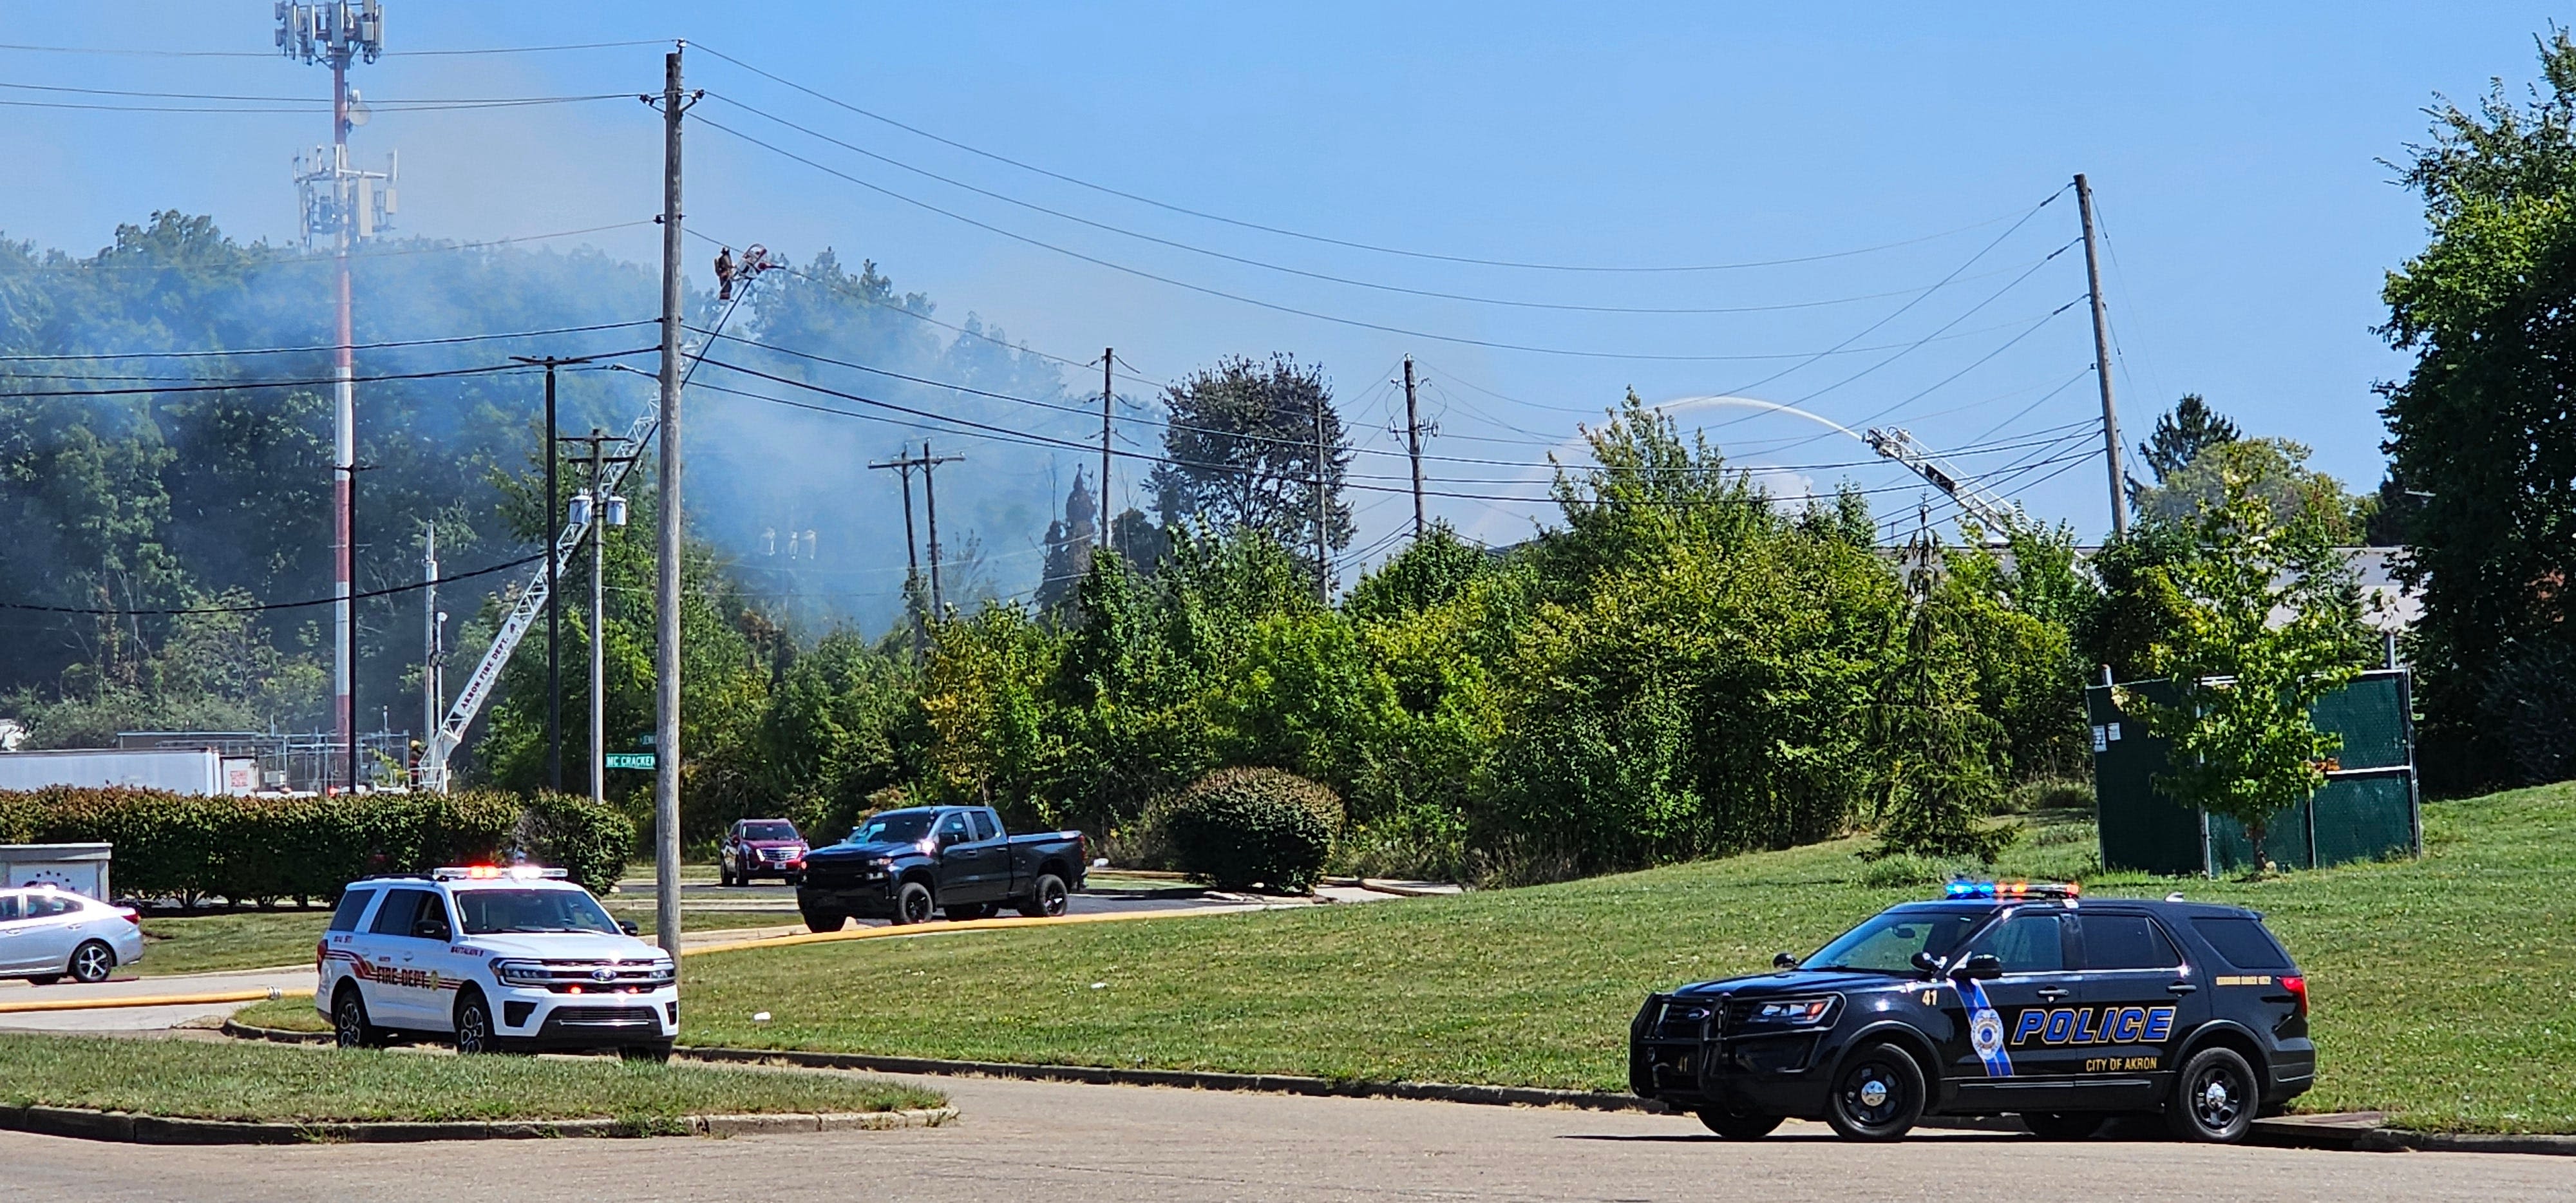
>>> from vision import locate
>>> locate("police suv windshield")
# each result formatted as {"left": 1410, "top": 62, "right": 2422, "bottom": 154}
{"left": 1803, "top": 907, "right": 1987, "bottom": 972}
{"left": 851, "top": 812, "right": 934, "bottom": 845}
{"left": 453, "top": 888, "right": 621, "bottom": 936}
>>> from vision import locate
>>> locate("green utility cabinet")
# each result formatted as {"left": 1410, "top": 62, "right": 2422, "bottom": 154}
{"left": 2087, "top": 669, "right": 2421, "bottom": 877}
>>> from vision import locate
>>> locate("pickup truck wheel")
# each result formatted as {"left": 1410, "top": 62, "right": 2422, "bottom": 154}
{"left": 894, "top": 881, "right": 936, "bottom": 925}
{"left": 1016, "top": 873, "right": 1070, "bottom": 918}
{"left": 801, "top": 908, "right": 846, "bottom": 934}
{"left": 1696, "top": 1108, "right": 1784, "bottom": 1140}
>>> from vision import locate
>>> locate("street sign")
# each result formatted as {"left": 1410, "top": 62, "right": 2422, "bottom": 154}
{"left": 634, "top": 733, "right": 656, "bottom": 748}
{"left": 605, "top": 752, "right": 656, "bottom": 770}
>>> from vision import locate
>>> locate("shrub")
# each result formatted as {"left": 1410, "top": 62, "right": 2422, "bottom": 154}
{"left": 2005, "top": 777, "right": 2096, "bottom": 814}
{"left": 1857, "top": 853, "right": 1951, "bottom": 889}
{"left": 0, "top": 787, "right": 632, "bottom": 904}
{"left": 1151, "top": 767, "right": 1341, "bottom": 893}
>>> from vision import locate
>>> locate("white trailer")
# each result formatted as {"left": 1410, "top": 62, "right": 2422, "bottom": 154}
{"left": 0, "top": 748, "right": 229, "bottom": 795}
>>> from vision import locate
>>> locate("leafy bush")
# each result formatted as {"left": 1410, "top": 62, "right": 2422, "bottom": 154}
{"left": 1856, "top": 853, "right": 1951, "bottom": 889}
{"left": 2005, "top": 777, "right": 2097, "bottom": 814}
{"left": 0, "top": 787, "right": 631, "bottom": 904}
{"left": 1151, "top": 768, "right": 1341, "bottom": 892}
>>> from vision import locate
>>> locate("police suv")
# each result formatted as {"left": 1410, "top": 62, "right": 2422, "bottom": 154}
{"left": 1630, "top": 882, "right": 2312, "bottom": 1143}
{"left": 314, "top": 866, "right": 678, "bottom": 1059}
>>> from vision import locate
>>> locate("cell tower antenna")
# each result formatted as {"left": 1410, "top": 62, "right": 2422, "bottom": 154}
{"left": 277, "top": 1, "right": 389, "bottom": 793}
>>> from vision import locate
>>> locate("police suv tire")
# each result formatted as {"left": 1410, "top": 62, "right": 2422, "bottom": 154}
{"left": 333, "top": 986, "right": 381, "bottom": 1049}
{"left": 453, "top": 990, "right": 501, "bottom": 1055}
{"left": 1697, "top": 1108, "right": 1785, "bottom": 1140}
{"left": 1016, "top": 873, "right": 1070, "bottom": 918}
{"left": 2166, "top": 1046, "right": 2257, "bottom": 1144}
{"left": 68, "top": 940, "right": 115, "bottom": 983}
{"left": 801, "top": 908, "right": 846, "bottom": 934}
{"left": 1824, "top": 1041, "right": 1926, "bottom": 1142}
{"left": 894, "top": 881, "right": 936, "bottom": 925}
{"left": 2020, "top": 1112, "right": 2108, "bottom": 1140}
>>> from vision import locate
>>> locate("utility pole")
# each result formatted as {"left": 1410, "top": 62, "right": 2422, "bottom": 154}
{"left": 558, "top": 429, "right": 635, "bottom": 808}
{"left": 920, "top": 440, "right": 962, "bottom": 616}
{"left": 513, "top": 354, "right": 595, "bottom": 793}
{"left": 2075, "top": 173, "right": 2128, "bottom": 538}
{"left": 1401, "top": 356, "right": 1425, "bottom": 538}
{"left": 421, "top": 520, "right": 436, "bottom": 784}
{"left": 1100, "top": 348, "right": 1114, "bottom": 551}
{"left": 277, "top": 3, "right": 386, "bottom": 793}
{"left": 650, "top": 45, "right": 696, "bottom": 959}
{"left": 867, "top": 453, "right": 922, "bottom": 596}
{"left": 1313, "top": 393, "right": 1329, "bottom": 602}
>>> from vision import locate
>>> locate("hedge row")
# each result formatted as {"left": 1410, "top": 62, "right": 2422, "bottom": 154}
{"left": 0, "top": 788, "right": 634, "bottom": 903}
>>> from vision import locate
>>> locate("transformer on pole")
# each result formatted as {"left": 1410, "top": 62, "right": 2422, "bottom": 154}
{"left": 276, "top": 1, "right": 388, "bottom": 792}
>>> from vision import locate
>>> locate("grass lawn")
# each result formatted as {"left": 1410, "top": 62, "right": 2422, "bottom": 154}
{"left": 139, "top": 906, "right": 797, "bottom": 977}
{"left": 230, "top": 994, "right": 331, "bottom": 1032}
{"left": 677, "top": 785, "right": 2576, "bottom": 1133}
{"left": 0, "top": 1033, "right": 939, "bottom": 1127}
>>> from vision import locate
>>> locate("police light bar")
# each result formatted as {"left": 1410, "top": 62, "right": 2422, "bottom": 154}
{"left": 433, "top": 866, "right": 569, "bottom": 881}
{"left": 1943, "top": 878, "right": 2079, "bottom": 900}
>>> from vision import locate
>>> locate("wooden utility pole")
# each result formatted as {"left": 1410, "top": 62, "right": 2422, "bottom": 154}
{"left": 1100, "top": 348, "right": 1114, "bottom": 551}
{"left": 873, "top": 444, "right": 960, "bottom": 617}
{"left": 650, "top": 46, "right": 692, "bottom": 958}
{"left": 1402, "top": 356, "right": 1425, "bottom": 538}
{"left": 2075, "top": 173, "right": 2128, "bottom": 538}
{"left": 1312, "top": 394, "right": 1329, "bottom": 602}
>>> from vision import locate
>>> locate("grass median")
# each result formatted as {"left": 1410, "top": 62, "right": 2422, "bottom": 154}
{"left": 0, "top": 1032, "right": 941, "bottom": 1128}
{"left": 674, "top": 784, "right": 2576, "bottom": 1134}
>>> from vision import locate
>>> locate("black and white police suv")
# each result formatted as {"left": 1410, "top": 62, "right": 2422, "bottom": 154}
{"left": 314, "top": 866, "right": 678, "bottom": 1059}
{"left": 1629, "top": 881, "right": 2313, "bottom": 1143}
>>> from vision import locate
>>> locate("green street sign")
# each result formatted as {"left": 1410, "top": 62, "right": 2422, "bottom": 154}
{"left": 604, "top": 752, "right": 656, "bottom": 770}
{"left": 635, "top": 733, "right": 656, "bottom": 748}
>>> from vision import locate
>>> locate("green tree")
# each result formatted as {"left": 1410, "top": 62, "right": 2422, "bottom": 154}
{"left": 2134, "top": 393, "right": 2241, "bottom": 490}
{"left": 2380, "top": 28, "right": 2576, "bottom": 787}
{"left": 1148, "top": 355, "right": 1352, "bottom": 580}
{"left": 1865, "top": 536, "right": 2012, "bottom": 864}
{"left": 2130, "top": 466, "right": 2369, "bottom": 874}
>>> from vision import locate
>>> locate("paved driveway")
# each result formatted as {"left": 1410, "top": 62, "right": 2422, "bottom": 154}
{"left": 1, "top": 1068, "right": 2564, "bottom": 1202}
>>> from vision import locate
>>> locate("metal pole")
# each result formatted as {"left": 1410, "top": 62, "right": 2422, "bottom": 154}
{"left": 544, "top": 360, "right": 561, "bottom": 793}
{"left": 332, "top": 48, "right": 357, "bottom": 790}
{"left": 422, "top": 520, "right": 436, "bottom": 782}
{"left": 1313, "top": 392, "right": 1329, "bottom": 601}
{"left": 589, "top": 433, "right": 608, "bottom": 808}
{"left": 1403, "top": 356, "right": 1423, "bottom": 538}
{"left": 652, "top": 46, "right": 687, "bottom": 959}
{"left": 2075, "top": 173, "right": 2128, "bottom": 538}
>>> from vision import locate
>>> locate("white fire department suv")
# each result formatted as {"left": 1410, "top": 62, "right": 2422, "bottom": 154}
{"left": 314, "top": 866, "right": 677, "bottom": 1059}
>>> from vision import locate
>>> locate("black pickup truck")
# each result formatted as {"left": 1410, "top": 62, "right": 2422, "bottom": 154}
{"left": 795, "top": 806, "right": 1087, "bottom": 931}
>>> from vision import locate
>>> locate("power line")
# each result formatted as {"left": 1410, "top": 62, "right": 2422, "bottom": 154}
{"left": 692, "top": 42, "right": 2040, "bottom": 276}
{"left": 0, "top": 319, "right": 654, "bottom": 363}
{"left": 0, "top": 357, "right": 648, "bottom": 399}
{"left": 0, "top": 80, "right": 630, "bottom": 104}
{"left": 703, "top": 91, "right": 2061, "bottom": 319}
{"left": 0, "top": 39, "right": 668, "bottom": 59}
{"left": 692, "top": 113, "right": 2074, "bottom": 364}
{"left": 0, "top": 551, "right": 546, "bottom": 616}
{"left": 18, "top": 221, "right": 659, "bottom": 273}
{"left": 0, "top": 96, "right": 625, "bottom": 115}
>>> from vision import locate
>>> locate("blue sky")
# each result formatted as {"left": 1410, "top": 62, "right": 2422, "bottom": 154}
{"left": 2, "top": 1, "right": 2562, "bottom": 563}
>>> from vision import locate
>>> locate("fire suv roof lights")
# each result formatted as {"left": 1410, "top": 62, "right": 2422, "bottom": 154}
{"left": 433, "top": 865, "right": 568, "bottom": 881}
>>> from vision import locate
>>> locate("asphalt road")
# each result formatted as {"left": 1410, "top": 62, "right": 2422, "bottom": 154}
{"left": 3, "top": 1070, "right": 2566, "bottom": 1202}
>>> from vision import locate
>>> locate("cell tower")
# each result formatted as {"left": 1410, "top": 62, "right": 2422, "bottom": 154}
{"left": 276, "top": 1, "right": 387, "bottom": 791}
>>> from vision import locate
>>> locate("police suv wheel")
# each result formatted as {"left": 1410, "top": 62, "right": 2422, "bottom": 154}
{"left": 895, "top": 881, "right": 936, "bottom": 925}
{"left": 2166, "top": 1047, "right": 2257, "bottom": 1143}
{"left": 453, "top": 993, "right": 499, "bottom": 1055}
{"left": 68, "top": 940, "right": 115, "bottom": 983}
{"left": 334, "top": 988, "right": 378, "bottom": 1049}
{"left": 1825, "top": 1042, "right": 1925, "bottom": 1142}
{"left": 1697, "top": 1108, "right": 1785, "bottom": 1140}
{"left": 2020, "top": 1112, "right": 2108, "bottom": 1140}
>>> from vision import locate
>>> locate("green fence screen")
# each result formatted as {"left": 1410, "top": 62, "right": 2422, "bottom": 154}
{"left": 2089, "top": 669, "right": 2420, "bottom": 877}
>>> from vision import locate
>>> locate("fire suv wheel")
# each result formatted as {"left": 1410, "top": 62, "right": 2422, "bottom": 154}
{"left": 2166, "top": 1046, "right": 2257, "bottom": 1143}
{"left": 68, "top": 940, "right": 116, "bottom": 983}
{"left": 1696, "top": 1108, "right": 1785, "bottom": 1140}
{"left": 894, "top": 880, "right": 936, "bottom": 925}
{"left": 333, "top": 987, "right": 380, "bottom": 1049}
{"left": 1824, "top": 1041, "right": 1926, "bottom": 1142}
{"left": 453, "top": 991, "right": 502, "bottom": 1055}
{"left": 1016, "top": 873, "right": 1070, "bottom": 918}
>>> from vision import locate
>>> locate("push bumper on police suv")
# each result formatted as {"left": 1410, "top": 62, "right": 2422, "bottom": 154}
{"left": 485, "top": 956, "right": 679, "bottom": 1052}
{"left": 1631, "top": 991, "right": 1848, "bottom": 1118}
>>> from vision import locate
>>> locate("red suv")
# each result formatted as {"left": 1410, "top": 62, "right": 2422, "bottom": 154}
{"left": 720, "top": 819, "right": 809, "bottom": 887}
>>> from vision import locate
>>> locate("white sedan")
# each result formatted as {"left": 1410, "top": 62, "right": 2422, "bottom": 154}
{"left": 0, "top": 887, "right": 144, "bottom": 984}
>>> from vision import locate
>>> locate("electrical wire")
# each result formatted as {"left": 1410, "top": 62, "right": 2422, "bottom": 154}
{"left": 0, "top": 320, "right": 654, "bottom": 363}
{"left": 0, "top": 357, "right": 652, "bottom": 399}
{"left": 693, "top": 113, "right": 2074, "bottom": 364}
{"left": 0, "top": 39, "right": 669, "bottom": 59}
{"left": 704, "top": 91, "right": 2060, "bottom": 318}
{"left": 17, "top": 222, "right": 658, "bottom": 273}
{"left": 0, "top": 81, "right": 631, "bottom": 105}
{"left": 693, "top": 43, "right": 2038, "bottom": 276}
{"left": 0, "top": 551, "right": 546, "bottom": 616}
{"left": 0, "top": 96, "right": 626, "bottom": 115}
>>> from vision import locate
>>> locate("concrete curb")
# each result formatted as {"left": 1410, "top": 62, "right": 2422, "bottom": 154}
{"left": 0, "top": 1103, "right": 956, "bottom": 1144}
{"left": 214, "top": 1023, "right": 2573, "bottom": 1157}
